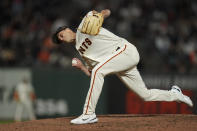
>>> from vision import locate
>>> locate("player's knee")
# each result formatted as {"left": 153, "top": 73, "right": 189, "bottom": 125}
{"left": 97, "top": 70, "right": 106, "bottom": 77}
{"left": 141, "top": 96, "right": 151, "bottom": 101}
{"left": 91, "top": 68, "right": 98, "bottom": 75}
{"left": 91, "top": 68, "right": 107, "bottom": 77}
{"left": 139, "top": 90, "right": 152, "bottom": 101}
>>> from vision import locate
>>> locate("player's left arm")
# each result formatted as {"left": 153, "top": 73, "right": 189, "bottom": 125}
{"left": 79, "top": 9, "right": 111, "bottom": 35}
{"left": 92, "top": 9, "right": 111, "bottom": 19}
{"left": 100, "top": 9, "right": 111, "bottom": 19}
{"left": 30, "top": 92, "right": 36, "bottom": 101}
{"left": 29, "top": 85, "right": 36, "bottom": 101}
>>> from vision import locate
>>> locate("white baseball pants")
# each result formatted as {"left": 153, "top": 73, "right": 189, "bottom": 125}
{"left": 83, "top": 43, "right": 178, "bottom": 115}
{"left": 15, "top": 100, "right": 36, "bottom": 121}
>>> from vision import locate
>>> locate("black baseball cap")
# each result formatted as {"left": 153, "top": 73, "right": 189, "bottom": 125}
{"left": 52, "top": 26, "right": 68, "bottom": 44}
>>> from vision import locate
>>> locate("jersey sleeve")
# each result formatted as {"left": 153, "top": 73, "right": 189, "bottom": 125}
{"left": 78, "top": 11, "right": 93, "bottom": 30}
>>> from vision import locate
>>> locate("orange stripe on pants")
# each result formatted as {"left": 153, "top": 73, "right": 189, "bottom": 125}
{"left": 85, "top": 45, "right": 127, "bottom": 114}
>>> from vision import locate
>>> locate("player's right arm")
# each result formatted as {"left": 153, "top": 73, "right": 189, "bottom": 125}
{"left": 72, "top": 58, "right": 91, "bottom": 77}
{"left": 13, "top": 91, "right": 19, "bottom": 102}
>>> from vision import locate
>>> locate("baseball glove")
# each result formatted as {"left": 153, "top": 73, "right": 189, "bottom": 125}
{"left": 80, "top": 13, "right": 104, "bottom": 35}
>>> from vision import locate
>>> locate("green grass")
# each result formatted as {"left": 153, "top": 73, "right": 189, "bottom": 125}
{"left": 0, "top": 120, "right": 14, "bottom": 124}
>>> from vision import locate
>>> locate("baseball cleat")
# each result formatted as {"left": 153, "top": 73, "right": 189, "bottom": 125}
{"left": 171, "top": 85, "right": 193, "bottom": 107}
{"left": 70, "top": 113, "right": 98, "bottom": 124}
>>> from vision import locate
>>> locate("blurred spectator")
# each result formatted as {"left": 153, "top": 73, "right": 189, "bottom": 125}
{"left": 155, "top": 33, "right": 170, "bottom": 55}
{"left": 0, "top": 0, "right": 196, "bottom": 74}
{"left": 190, "top": 49, "right": 197, "bottom": 65}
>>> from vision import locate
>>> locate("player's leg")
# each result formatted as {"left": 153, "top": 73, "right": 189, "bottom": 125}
{"left": 14, "top": 102, "right": 23, "bottom": 122}
{"left": 24, "top": 101, "right": 36, "bottom": 120}
{"left": 83, "top": 44, "right": 139, "bottom": 115}
{"left": 71, "top": 44, "right": 138, "bottom": 124}
{"left": 117, "top": 67, "right": 193, "bottom": 106}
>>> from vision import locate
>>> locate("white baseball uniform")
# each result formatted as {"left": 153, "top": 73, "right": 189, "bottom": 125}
{"left": 76, "top": 11, "right": 179, "bottom": 115}
{"left": 14, "top": 81, "right": 36, "bottom": 121}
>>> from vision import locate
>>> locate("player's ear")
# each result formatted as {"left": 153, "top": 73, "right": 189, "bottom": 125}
{"left": 58, "top": 32, "right": 63, "bottom": 41}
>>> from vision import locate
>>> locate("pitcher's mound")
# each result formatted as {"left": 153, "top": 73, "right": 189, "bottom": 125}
{"left": 1, "top": 114, "right": 197, "bottom": 131}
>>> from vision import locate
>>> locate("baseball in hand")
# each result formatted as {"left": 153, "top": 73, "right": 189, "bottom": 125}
{"left": 72, "top": 59, "right": 78, "bottom": 66}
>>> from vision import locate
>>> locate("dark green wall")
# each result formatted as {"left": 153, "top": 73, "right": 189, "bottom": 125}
{"left": 32, "top": 67, "right": 108, "bottom": 116}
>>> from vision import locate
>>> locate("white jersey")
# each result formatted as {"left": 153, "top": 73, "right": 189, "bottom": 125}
{"left": 16, "top": 82, "right": 34, "bottom": 102}
{"left": 76, "top": 11, "right": 129, "bottom": 66}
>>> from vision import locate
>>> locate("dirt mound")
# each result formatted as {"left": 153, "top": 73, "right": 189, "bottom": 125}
{"left": 0, "top": 114, "right": 197, "bottom": 131}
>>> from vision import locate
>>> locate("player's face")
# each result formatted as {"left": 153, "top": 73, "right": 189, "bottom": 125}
{"left": 58, "top": 28, "right": 75, "bottom": 43}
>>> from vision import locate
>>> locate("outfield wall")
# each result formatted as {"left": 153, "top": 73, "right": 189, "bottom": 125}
{"left": 0, "top": 68, "right": 196, "bottom": 120}
{"left": 0, "top": 68, "right": 108, "bottom": 120}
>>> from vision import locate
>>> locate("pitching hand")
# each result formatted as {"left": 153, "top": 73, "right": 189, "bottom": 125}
{"left": 72, "top": 58, "right": 91, "bottom": 76}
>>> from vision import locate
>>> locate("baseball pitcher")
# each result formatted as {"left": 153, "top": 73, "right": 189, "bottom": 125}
{"left": 52, "top": 9, "right": 193, "bottom": 124}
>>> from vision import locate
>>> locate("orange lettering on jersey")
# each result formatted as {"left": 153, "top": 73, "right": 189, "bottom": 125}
{"left": 82, "top": 42, "right": 88, "bottom": 49}
{"left": 78, "top": 38, "right": 92, "bottom": 54}
{"left": 78, "top": 46, "right": 86, "bottom": 54}
{"left": 85, "top": 38, "right": 92, "bottom": 45}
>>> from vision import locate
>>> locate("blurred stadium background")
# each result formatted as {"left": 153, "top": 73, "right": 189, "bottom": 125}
{"left": 0, "top": 0, "right": 197, "bottom": 123}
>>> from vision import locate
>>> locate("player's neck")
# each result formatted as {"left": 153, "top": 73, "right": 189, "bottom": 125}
{"left": 73, "top": 32, "right": 76, "bottom": 39}
{"left": 71, "top": 33, "right": 76, "bottom": 44}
